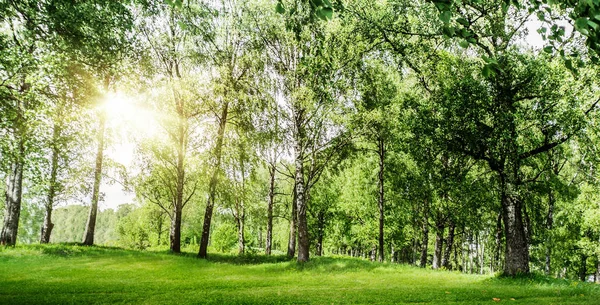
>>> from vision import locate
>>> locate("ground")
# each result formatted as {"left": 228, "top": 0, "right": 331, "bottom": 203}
{"left": 0, "top": 244, "right": 598, "bottom": 304}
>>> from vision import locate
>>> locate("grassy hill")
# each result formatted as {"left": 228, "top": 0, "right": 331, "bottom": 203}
{"left": 0, "top": 244, "right": 598, "bottom": 304}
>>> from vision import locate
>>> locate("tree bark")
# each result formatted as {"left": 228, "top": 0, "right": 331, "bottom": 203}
{"left": 432, "top": 218, "right": 444, "bottom": 269}
{"left": 287, "top": 184, "right": 297, "bottom": 258}
{"left": 41, "top": 124, "right": 61, "bottom": 244}
{"left": 420, "top": 199, "right": 429, "bottom": 268}
{"left": 441, "top": 220, "right": 455, "bottom": 269}
{"left": 580, "top": 254, "right": 588, "bottom": 281}
{"left": 377, "top": 137, "right": 385, "bottom": 262}
{"left": 82, "top": 110, "right": 106, "bottom": 246}
{"left": 1, "top": 158, "right": 24, "bottom": 246}
{"left": 266, "top": 165, "right": 275, "bottom": 255}
{"left": 170, "top": 98, "right": 187, "bottom": 253}
{"left": 500, "top": 178, "right": 530, "bottom": 275}
{"left": 198, "top": 102, "right": 229, "bottom": 258}
{"left": 294, "top": 109, "right": 310, "bottom": 263}
{"left": 315, "top": 211, "right": 324, "bottom": 256}
{"left": 545, "top": 186, "right": 555, "bottom": 275}
{"left": 493, "top": 212, "right": 502, "bottom": 272}
{"left": 236, "top": 209, "right": 245, "bottom": 255}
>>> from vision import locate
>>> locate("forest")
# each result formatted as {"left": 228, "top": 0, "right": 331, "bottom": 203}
{"left": 3, "top": 0, "right": 600, "bottom": 292}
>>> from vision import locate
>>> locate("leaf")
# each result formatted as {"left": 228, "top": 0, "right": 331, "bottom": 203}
{"left": 576, "top": 18, "right": 589, "bottom": 30}
{"left": 482, "top": 65, "right": 491, "bottom": 78}
{"left": 565, "top": 59, "right": 574, "bottom": 71}
{"left": 456, "top": 17, "right": 469, "bottom": 26}
{"left": 492, "top": 298, "right": 501, "bottom": 302}
{"left": 439, "top": 11, "right": 452, "bottom": 24}
{"left": 543, "top": 46, "right": 553, "bottom": 53}
{"left": 317, "top": 7, "right": 334, "bottom": 20}
{"left": 588, "top": 20, "right": 599, "bottom": 31}
{"left": 459, "top": 40, "right": 469, "bottom": 48}
{"left": 276, "top": 2, "right": 285, "bottom": 14}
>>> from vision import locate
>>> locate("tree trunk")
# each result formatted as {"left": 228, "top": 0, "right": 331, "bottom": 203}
{"left": 580, "top": 254, "right": 588, "bottom": 281}
{"left": 432, "top": 219, "right": 444, "bottom": 269}
{"left": 370, "top": 245, "right": 377, "bottom": 262}
{"left": 237, "top": 211, "right": 245, "bottom": 255}
{"left": 287, "top": 183, "right": 297, "bottom": 258}
{"left": 1, "top": 159, "right": 24, "bottom": 246}
{"left": 294, "top": 110, "right": 309, "bottom": 263}
{"left": 441, "top": 220, "right": 455, "bottom": 269}
{"left": 420, "top": 199, "right": 429, "bottom": 268}
{"left": 493, "top": 212, "right": 503, "bottom": 272}
{"left": 82, "top": 110, "right": 106, "bottom": 246}
{"left": 170, "top": 204, "right": 182, "bottom": 252}
{"left": 316, "top": 211, "right": 324, "bottom": 256}
{"left": 198, "top": 102, "right": 228, "bottom": 258}
{"left": 170, "top": 100, "right": 186, "bottom": 253}
{"left": 377, "top": 137, "right": 385, "bottom": 263}
{"left": 500, "top": 179, "right": 530, "bottom": 275}
{"left": 266, "top": 165, "right": 275, "bottom": 255}
{"left": 596, "top": 259, "right": 600, "bottom": 284}
{"left": 545, "top": 187, "right": 555, "bottom": 275}
{"left": 41, "top": 124, "right": 61, "bottom": 244}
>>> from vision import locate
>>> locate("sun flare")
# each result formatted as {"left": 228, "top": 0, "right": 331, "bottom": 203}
{"left": 103, "top": 91, "right": 158, "bottom": 139}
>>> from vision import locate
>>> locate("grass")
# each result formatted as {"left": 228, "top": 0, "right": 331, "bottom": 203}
{"left": 0, "top": 244, "right": 598, "bottom": 304}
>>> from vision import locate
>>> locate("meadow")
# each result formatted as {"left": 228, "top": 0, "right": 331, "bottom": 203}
{"left": 0, "top": 244, "right": 598, "bottom": 304}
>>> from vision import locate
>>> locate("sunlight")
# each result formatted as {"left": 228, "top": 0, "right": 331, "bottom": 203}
{"left": 103, "top": 91, "right": 158, "bottom": 139}
{"left": 101, "top": 91, "right": 158, "bottom": 168}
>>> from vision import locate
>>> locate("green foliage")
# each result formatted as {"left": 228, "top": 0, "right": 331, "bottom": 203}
{"left": 212, "top": 222, "right": 238, "bottom": 253}
{"left": 117, "top": 206, "right": 150, "bottom": 250}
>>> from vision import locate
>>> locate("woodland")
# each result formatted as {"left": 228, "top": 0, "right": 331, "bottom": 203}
{"left": 3, "top": 0, "right": 600, "bottom": 291}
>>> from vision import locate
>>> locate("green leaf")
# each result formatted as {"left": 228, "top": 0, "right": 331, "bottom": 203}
{"left": 543, "top": 46, "right": 553, "bottom": 53}
{"left": 439, "top": 11, "right": 452, "bottom": 24}
{"left": 276, "top": 2, "right": 285, "bottom": 14}
{"left": 456, "top": 18, "right": 469, "bottom": 26}
{"left": 482, "top": 65, "right": 491, "bottom": 78}
{"left": 565, "top": 59, "right": 573, "bottom": 71}
{"left": 575, "top": 18, "right": 589, "bottom": 30}
{"left": 317, "top": 7, "right": 333, "bottom": 20}
{"left": 459, "top": 40, "right": 469, "bottom": 48}
{"left": 588, "top": 20, "right": 600, "bottom": 31}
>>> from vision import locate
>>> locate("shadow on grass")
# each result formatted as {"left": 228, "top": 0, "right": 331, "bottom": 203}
{"left": 23, "top": 243, "right": 147, "bottom": 257}
{"left": 485, "top": 271, "right": 600, "bottom": 291}
{"left": 16, "top": 244, "right": 391, "bottom": 273}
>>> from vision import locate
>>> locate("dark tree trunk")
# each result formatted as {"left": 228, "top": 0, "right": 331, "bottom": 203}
{"left": 287, "top": 185, "right": 297, "bottom": 258}
{"left": 82, "top": 111, "right": 106, "bottom": 246}
{"left": 170, "top": 100, "right": 187, "bottom": 253}
{"left": 294, "top": 109, "right": 309, "bottom": 263}
{"left": 596, "top": 259, "right": 600, "bottom": 284}
{"left": 420, "top": 199, "right": 429, "bottom": 268}
{"left": 377, "top": 137, "right": 385, "bottom": 262}
{"left": 198, "top": 102, "right": 228, "bottom": 258}
{"left": 236, "top": 211, "right": 245, "bottom": 255}
{"left": 580, "top": 254, "right": 588, "bottom": 281}
{"left": 170, "top": 204, "right": 182, "bottom": 252}
{"left": 493, "top": 212, "right": 503, "bottom": 272}
{"left": 315, "top": 211, "right": 324, "bottom": 256}
{"left": 432, "top": 218, "right": 444, "bottom": 269}
{"left": 41, "top": 124, "right": 61, "bottom": 244}
{"left": 266, "top": 165, "right": 275, "bottom": 255}
{"left": 441, "top": 220, "right": 455, "bottom": 269}
{"left": 545, "top": 187, "right": 555, "bottom": 275}
{"left": 1, "top": 158, "right": 24, "bottom": 246}
{"left": 500, "top": 178, "right": 530, "bottom": 275}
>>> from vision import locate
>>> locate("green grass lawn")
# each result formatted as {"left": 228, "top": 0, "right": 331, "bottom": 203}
{"left": 0, "top": 244, "right": 598, "bottom": 304}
